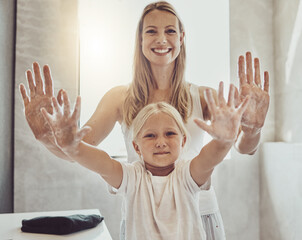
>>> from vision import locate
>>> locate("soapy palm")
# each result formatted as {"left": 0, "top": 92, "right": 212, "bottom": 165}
{"left": 41, "top": 91, "right": 91, "bottom": 154}
{"left": 20, "top": 63, "right": 63, "bottom": 141}
{"left": 195, "top": 82, "right": 250, "bottom": 143}
{"left": 238, "top": 52, "right": 269, "bottom": 134}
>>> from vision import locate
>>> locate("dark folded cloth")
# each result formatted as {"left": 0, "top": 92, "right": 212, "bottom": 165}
{"left": 21, "top": 214, "right": 104, "bottom": 235}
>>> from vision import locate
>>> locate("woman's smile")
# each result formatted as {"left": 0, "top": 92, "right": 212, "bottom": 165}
{"left": 152, "top": 48, "right": 172, "bottom": 55}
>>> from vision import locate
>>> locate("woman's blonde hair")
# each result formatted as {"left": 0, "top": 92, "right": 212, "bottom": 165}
{"left": 132, "top": 102, "right": 188, "bottom": 142}
{"left": 123, "top": 1, "right": 192, "bottom": 127}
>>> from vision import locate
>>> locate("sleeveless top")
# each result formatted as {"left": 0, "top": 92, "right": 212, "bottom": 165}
{"left": 120, "top": 84, "right": 219, "bottom": 215}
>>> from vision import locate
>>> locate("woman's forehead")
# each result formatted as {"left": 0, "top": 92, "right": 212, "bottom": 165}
{"left": 143, "top": 10, "right": 179, "bottom": 29}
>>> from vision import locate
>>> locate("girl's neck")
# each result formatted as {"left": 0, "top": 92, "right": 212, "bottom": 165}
{"left": 144, "top": 162, "right": 175, "bottom": 176}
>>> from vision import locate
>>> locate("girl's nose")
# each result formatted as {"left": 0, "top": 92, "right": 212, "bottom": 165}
{"left": 155, "top": 137, "right": 167, "bottom": 148}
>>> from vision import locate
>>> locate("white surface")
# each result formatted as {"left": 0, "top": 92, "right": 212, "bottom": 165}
{"left": 0, "top": 209, "right": 112, "bottom": 240}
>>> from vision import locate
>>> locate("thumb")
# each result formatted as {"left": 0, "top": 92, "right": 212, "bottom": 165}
{"left": 194, "top": 118, "right": 212, "bottom": 134}
{"left": 77, "top": 126, "right": 92, "bottom": 140}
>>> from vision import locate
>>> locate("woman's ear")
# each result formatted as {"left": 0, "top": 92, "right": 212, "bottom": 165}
{"left": 180, "top": 31, "right": 185, "bottom": 45}
{"left": 132, "top": 141, "right": 141, "bottom": 156}
{"left": 182, "top": 135, "right": 187, "bottom": 147}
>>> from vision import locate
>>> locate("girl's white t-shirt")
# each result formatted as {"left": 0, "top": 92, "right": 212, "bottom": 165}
{"left": 109, "top": 159, "right": 210, "bottom": 240}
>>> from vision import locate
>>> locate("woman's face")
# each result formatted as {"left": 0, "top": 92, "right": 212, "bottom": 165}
{"left": 141, "top": 10, "right": 184, "bottom": 68}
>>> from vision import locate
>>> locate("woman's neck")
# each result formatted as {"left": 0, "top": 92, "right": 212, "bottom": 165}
{"left": 144, "top": 162, "right": 175, "bottom": 176}
{"left": 150, "top": 63, "right": 174, "bottom": 90}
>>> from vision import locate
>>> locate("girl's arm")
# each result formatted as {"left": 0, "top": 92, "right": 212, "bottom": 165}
{"left": 20, "top": 62, "right": 126, "bottom": 161}
{"left": 41, "top": 91, "right": 123, "bottom": 189}
{"left": 190, "top": 82, "right": 250, "bottom": 186}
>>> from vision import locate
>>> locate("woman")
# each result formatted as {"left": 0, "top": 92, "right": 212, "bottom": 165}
{"left": 19, "top": 1, "right": 269, "bottom": 239}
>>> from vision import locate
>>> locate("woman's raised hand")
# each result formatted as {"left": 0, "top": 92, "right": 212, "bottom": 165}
{"left": 19, "top": 62, "right": 63, "bottom": 142}
{"left": 238, "top": 52, "right": 270, "bottom": 134}
{"left": 41, "top": 90, "right": 91, "bottom": 155}
{"left": 194, "top": 82, "right": 250, "bottom": 143}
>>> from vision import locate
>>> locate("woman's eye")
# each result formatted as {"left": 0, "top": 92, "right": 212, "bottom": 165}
{"left": 166, "top": 29, "right": 176, "bottom": 34}
{"left": 146, "top": 29, "right": 156, "bottom": 34}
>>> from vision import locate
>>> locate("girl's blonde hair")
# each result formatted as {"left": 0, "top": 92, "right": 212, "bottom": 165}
{"left": 132, "top": 102, "right": 188, "bottom": 142}
{"left": 123, "top": 1, "right": 192, "bottom": 127}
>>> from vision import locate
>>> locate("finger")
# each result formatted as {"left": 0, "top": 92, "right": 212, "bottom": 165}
{"left": 234, "top": 86, "right": 240, "bottom": 107}
{"left": 227, "top": 84, "right": 235, "bottom": 107}
{"left": 263, "top": 71, "right": 269, "bottom": 92}
{"left": 204, "top": 89, "right": 216, "bottom": 117}
{"left": 194, "top": 119, "right": 213, "bottom": 134}
{"left": 71, "top": 96, "right": 81, "bottom": 121}
{"left": 33, "top": 62, "right": 44, "bottom": 94}
{"left": 57, "top": 89, "right": 64, "bottom": 106}
{"left": 51, "top": 96, "right": 61, "bottom": 115}
{"left": 77, "top": 126, "right": 92, "bottom": 141}
{"left": 41, "top": 107, "right": 54, "bottom": 127}
{"left": 254, "top": 58, "right": 261, "bottom": 87}
{"left": 43, "top": 65, "right": 54, "bottom": 97}
{"left": 19, "top": 84, "right": 30, "bottom": 107}
{"left": 246, "top": 52, "right": 253, "bottom": 84}
{"left": 237, "top": 95, "right": 250, "bottom": 115}
{"left": 238, "top": 55, "right": 246, "bottom": 87}
{"left": 62, "top": 90, "right": 71, "bottom": 116}
{"left": 218, "top": 81, "right": 226, "bottom": 107}
{"left": 26, "top": 70, "right": 35, "bottom": 98}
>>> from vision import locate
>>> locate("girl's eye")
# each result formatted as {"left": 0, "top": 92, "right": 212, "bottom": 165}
{"left": 144, "top": 134, "right": 155, "bottom": 138}
{"left": 166, "top": 131, "right": 177, "bottom": 136}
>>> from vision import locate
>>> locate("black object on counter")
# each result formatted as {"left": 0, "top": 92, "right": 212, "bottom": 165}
{"left": 21, "top": 214, "right": 104, "bottom": 235}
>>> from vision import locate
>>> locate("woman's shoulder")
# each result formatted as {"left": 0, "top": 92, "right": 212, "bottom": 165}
{"left": 105, "top": 85, "right": 129, "bottom": 98}
{"left": 190, "top": 85, "right": 217, "bottom": 121}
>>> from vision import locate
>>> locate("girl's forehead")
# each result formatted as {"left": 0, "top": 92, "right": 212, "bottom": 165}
{"left": 142, "top": 112, "right": 180, "bottom": 129}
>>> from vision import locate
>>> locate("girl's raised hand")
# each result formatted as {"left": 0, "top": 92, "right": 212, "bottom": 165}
{"left": 194, "top": 82, "right": 250, "bottom": 143}
{"left": 41, "top": 90, "right": 91, "bottom": 155}
{"left": 238, "top": 52, "right": 270, "bottom": 134}
{"left": 19, "top": 62, "right": 64, "bottom": 142}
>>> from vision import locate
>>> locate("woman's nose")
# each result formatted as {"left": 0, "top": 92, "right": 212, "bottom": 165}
{"left": 156, "top": 33, "right": 167, "bottom": 45}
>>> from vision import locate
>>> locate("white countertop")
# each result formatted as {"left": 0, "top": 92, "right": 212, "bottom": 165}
{"left": 0, "top": 209, "right": 112, "bottom": 240}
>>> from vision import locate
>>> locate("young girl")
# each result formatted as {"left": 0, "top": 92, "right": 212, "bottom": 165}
{"left": 20, "top": 1, "right": 269, "bottom": 239}
{"left": 41, "top": 81, "right": 250, "bottom": 240}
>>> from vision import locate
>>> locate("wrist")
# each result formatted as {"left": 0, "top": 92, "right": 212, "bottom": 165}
{"left": 213, "top": 139, "right": 234, "bottom": 149}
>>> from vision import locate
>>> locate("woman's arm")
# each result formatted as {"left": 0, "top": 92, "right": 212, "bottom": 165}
{"left": 199, "top": 52, "right": 269, "bottom": 155}
{"left": 190, "top": 82, "right": 250, "bottom": 186}
{"left": 41, "top": 91, "right": 123, "bottom": 188}
{"left": 234, "top": 52, "right": 269, "bottom": 154}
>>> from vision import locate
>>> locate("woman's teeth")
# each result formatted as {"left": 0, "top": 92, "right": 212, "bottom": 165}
{"left": 153, "top": 48, "right": 170, "bottom": 53}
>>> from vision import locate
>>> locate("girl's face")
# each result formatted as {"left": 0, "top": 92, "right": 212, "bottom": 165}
{"left": 141, "top": 10, "right": 184, "bottom": 68}
{"left": 133, "top": 112, "right": 186, "bottom": 175}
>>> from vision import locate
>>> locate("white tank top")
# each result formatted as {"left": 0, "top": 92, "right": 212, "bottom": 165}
{"left": 120, "top": 84, "right": 219, "bottom": 214}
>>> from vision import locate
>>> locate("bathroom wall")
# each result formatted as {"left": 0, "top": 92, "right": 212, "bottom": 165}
{"left": 12, "top": 0, "right": 302, "bottom": 240}
{"left": 0, "top": 0, "right": 16, "bottom": 213}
